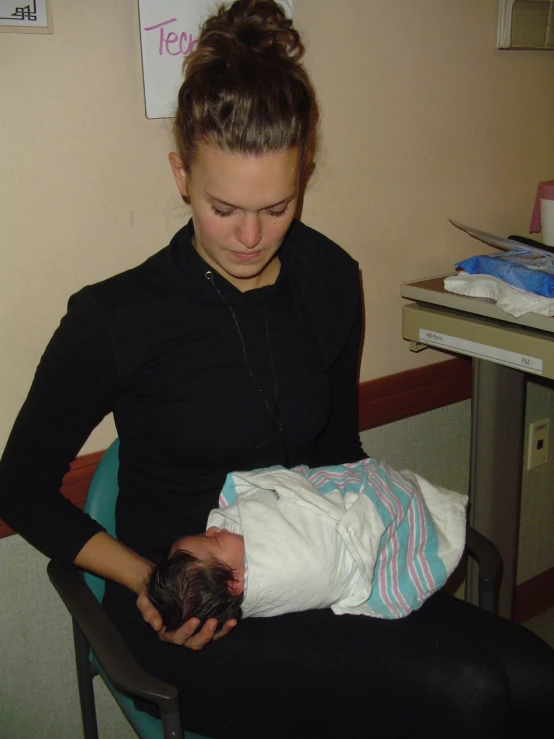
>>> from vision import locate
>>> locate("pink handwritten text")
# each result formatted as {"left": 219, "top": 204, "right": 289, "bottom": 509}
{"left": 144, "top": 18, "right": 197, "bottom": 57}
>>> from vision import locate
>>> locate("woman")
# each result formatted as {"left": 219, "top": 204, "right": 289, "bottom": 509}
{"left": 0, "top": 1, "right": 552, "bottom": 737}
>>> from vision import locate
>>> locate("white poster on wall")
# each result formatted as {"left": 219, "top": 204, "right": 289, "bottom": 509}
{"left": 138, "top": 0, "right": 293, "bottom": 120}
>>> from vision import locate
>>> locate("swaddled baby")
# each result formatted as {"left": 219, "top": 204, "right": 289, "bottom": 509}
{"left": 147, "top": 458, "right": 468, "bottom": 632}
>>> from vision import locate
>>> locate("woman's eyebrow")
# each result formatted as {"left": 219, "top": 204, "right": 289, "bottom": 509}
{"left": 204, "top": 191, "right": 296, "bottom": 210}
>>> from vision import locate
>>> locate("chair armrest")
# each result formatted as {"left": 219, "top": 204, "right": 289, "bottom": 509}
{"left": 47, "top": 559, "right": 179, "bottom": 714}
{"left": 465, "top": 526, "right": 502, "bottom": 583}
{"left": 465, "top": 526, "right": 503, "bottom": 614}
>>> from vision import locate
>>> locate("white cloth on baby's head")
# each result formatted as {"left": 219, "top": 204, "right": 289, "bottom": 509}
{"left": 208, "top": 460, "right": 467, "bottom": 619}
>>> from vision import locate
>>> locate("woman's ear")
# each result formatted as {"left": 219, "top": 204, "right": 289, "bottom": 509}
{"left": 168, "top": 152, "right": 190, "bottom": 204}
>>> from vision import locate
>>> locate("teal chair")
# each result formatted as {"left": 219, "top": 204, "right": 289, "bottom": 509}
{"left": 47, "top": 440, "right": 210, "bottom": 739}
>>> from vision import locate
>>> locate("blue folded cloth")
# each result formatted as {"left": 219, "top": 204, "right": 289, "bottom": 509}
{"left": 456, "top": 250, "right": 554, "bottom": 299}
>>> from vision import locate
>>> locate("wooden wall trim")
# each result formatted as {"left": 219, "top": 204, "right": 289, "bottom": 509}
{"left": 513, "top": 567, "right": 554, "bottom": 624}
{"left": 358, "top": 357, "right": 472, "bottom": 431}
{"left": 0, "top": 450, "right": 104, "bottom": 540}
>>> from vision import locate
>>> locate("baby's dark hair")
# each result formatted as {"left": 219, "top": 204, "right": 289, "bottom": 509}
{"left": 146, "top": 550, "right": 243, "bottom": 633}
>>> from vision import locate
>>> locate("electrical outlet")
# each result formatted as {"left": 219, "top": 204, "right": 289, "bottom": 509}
{"left": 527, "top": 418, "right": 550, "bottom": 471}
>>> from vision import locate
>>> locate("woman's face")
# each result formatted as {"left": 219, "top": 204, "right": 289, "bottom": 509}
{"left": 169, "top": 143, "right": 300, "bottom": 292}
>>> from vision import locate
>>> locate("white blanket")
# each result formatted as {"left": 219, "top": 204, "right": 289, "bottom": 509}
{"left": 208, "top": 460, "right": 468, "bottom": 619}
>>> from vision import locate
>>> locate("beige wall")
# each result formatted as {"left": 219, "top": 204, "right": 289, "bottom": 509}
{"left": 298, "top": 0, "right": 554, "bottom": 380}
{"left": 2, "top": 0, "right": 553, "bottom": 454}
{"left": 1, "top": 4, "right": 554, "bottom": 734}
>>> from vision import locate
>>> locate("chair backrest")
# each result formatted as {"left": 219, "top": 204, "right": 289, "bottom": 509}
{"left": 83, "top": 439, "right": 120, "bottom": 601}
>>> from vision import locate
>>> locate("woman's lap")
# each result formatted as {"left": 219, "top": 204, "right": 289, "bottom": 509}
{"left": 104, "top": 584, "right": 554, "bottom": 738}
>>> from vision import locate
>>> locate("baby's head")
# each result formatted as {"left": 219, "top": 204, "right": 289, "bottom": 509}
{"left": 147, "top": 527, "right": 245, "bottom": 632}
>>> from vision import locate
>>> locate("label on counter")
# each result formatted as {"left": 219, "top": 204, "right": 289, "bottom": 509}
{"left": 419, "top": 329, "right": 543, "bottom": 373}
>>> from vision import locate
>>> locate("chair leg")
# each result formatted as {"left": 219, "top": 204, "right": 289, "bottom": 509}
{"left": 73, "top": 618, "right": 100, "bottom": 739}
{"left": 161, "top": 707, "right": 184, "bottom": 739}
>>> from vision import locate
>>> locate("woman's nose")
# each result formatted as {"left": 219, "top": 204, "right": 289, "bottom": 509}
{"left": 236, "top": 216, "right": 262, "bottom": 249}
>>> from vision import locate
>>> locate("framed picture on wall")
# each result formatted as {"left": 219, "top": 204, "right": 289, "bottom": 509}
{"left": 0, "top": 0, "right": 52, "bottom": 34}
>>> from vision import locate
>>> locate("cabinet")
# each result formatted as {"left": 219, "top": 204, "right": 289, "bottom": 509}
{"left": 498, "top": 0, "right": 554, "bottom": 49}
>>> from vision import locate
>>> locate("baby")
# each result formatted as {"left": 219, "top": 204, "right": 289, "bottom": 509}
{"left": 147, "top": 527, "right": 246, "bottom": 632}
{"left": 146, "top": 459, "right": 468, "bottom": 633}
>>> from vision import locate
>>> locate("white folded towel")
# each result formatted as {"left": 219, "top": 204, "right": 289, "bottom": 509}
{"left": 444, "top": 272, "right": 554, "bottom": 318}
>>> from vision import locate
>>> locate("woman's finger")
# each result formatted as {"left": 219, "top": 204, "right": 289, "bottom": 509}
{"left": 157, "top": 617, "right": 203, "bottom": 646}
{"left": 136, "top": 588, "right": 163, "bottom": 632}
{"left": 213, "top": 618, "right": 237, "bottom": 641}
{"left": 157, "top": 617, "right": 237, "bottom": 649}
{"left": 180, "top": 618, "right": 219, "bottom": 650}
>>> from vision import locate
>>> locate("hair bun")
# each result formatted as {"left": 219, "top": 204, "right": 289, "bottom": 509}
{"left": 175, "top": 0, "right": 318, "bottom": 176}
{"left": 200, "top": 0, "right": 304, "bottom": 63}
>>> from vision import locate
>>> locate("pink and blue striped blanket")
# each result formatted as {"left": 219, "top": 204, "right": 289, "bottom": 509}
{"left": 211, "top": 458, "right": 468, "bottom": 619}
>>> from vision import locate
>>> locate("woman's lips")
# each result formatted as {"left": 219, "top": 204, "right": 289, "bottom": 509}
{"left": 230, "top": 250, "right": 262, "bottom": 261}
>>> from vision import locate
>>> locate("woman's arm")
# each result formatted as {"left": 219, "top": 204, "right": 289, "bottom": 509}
{"left": 309, "top": 281, "right": 366, "bottom": 467}
{"left": 0, "top": 291, "right": 235, "bottom": 648}
{"left": 0, "top": 291, "right": 116, "bottom": 561}
{"left": 75, "top": 531, "right": 153, "bottom": 592}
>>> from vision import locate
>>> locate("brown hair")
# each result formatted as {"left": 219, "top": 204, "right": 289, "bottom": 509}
{"left": 174, "top": 0, "right": 318, "bottom": 179}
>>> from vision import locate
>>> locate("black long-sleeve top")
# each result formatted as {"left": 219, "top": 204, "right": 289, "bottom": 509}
{"left": 0, "top": 219, "right": 365, "bottom": 564}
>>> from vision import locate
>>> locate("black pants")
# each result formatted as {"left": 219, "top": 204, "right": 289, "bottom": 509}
{"left": 106, "top": 585, "right": 554, "bottom": 739}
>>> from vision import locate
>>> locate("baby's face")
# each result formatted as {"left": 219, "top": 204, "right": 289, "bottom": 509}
{"left": 172, "top": 527, "right": 246, "bottom": 584}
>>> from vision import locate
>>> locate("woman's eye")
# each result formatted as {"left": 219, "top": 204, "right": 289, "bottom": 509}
{"left": 267, "top": 206, "right": 289, "bottom": 218}
{"left": 211, "top": 205, "right": 289, "bottom": 218}
{"left": 212, "top": 207, "right": 234, "bottom": 218}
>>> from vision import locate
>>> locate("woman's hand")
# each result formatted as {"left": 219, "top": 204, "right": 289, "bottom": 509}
{"left": 159, "top": 617, "right": 237, "bottom": 650}
{"left": 76, "top": 532, "right": 236, "bottom": 648}
{"left": 136, "top": 585, "right": 237, "bottom": 650}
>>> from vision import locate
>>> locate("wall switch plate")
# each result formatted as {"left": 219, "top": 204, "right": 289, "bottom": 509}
{"left": 527, "top": 418, "right": 550, "bottom": 470}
